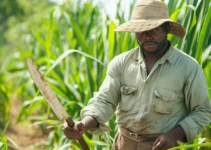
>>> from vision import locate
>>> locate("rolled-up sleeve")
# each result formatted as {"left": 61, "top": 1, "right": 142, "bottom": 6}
{"left": 81, "top": 55, "right": 123, "bottom": 135}
{"left": 179, "top": 64, "right": 211, "bottom": 142}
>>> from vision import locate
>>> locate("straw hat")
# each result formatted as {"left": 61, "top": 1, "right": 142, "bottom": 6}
{"left": 115, "top": 0, "right": 186, "bottom": 39}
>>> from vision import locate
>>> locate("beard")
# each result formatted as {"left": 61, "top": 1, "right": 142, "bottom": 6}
{"left": 138, "top": 39, "right": 168, "bottom": 54}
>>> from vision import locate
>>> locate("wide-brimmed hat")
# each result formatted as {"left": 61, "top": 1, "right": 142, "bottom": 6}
{"left": 115, "top": 0, "right": 186, "bottom": 39}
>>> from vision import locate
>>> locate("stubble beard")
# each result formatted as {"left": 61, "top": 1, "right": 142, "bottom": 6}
{"left": 139, "top": 39, "right": 168, "bottom": 54}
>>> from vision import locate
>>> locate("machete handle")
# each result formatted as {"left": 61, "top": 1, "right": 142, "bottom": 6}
{"left": 78, "top": 138, "right": 90, "bottom": 150}
{"left": 65, "top": 117, "right": 75, "bottom": 128}
{"left": 66, "top": 117, "right": 90, "bottom": 150}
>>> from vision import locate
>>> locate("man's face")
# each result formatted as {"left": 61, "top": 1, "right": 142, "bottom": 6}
{"left": 135, "top": 25, "right": 168, "bottom": 53}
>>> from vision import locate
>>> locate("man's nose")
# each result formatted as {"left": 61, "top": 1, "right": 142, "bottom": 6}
{"left": 143, "top": 31, "right": 154, "bottom": 39}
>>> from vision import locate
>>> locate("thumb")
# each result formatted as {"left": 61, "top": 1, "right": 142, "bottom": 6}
{"left": 65, "top": 117, "right": 74, "bottom": 128}
{"left": 75, "top": 122, "right": 85, "bottom": 134}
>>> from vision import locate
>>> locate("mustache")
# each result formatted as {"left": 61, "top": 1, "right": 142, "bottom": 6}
{"left": 141, "top": 41, "right": 158, "bottom": 45}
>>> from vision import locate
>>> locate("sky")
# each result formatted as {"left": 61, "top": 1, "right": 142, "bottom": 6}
{"left": 92, "top": 0, "right": 134, "bottom": 20}
{"left": 51, "top": 0, "right": 134, "bottom": 20}
{"left": 52, "top": 0, "right": 170, "bottom": 20}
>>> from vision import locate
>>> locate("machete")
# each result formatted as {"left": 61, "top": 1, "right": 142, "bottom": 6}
{"left": 27, "top": 58, "right": 90, "bottom": 150}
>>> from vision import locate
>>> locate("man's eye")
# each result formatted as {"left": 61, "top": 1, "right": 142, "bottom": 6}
{"left": 153, "top": 28, "right": 159, "bottom": 32}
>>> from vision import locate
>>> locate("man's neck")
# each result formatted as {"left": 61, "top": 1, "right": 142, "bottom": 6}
{"left": 143, "top": 40, "right": 170, "bottom": 62}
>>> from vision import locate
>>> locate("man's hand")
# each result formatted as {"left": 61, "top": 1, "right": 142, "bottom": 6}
{"left": 63, "top": 116, "right": 99, "bottom": 140}
{"left": 63, "top": 121, "right": 85, "bottom": 140}
{"left": 152, "top": 126, "right": 186, "bottom": 150}
{"left": 152, "top": 132, "right": 178, "bottom": 150}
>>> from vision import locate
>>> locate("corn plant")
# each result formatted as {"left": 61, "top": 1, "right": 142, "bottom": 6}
{"left": 0, "top": 0, "right": 210, "bottom": 149}
{"left": 0, "top": 73, "right": 10, "bottom": 130}
{"left": 0, "top": 121, "right": 10, "bottom": 150}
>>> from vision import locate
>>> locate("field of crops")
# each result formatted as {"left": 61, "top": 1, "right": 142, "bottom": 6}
{"left": 0, "top": 0, "right": 211, "bottom": 149}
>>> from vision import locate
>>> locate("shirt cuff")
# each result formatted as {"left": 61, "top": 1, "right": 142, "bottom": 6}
{"left": 88, "top": 123, "right": 111, "bottom": 135}
{"left": 81, "top": 110, "right": 112, "bottom": 135}
{"left": 178, "top": 117, "right": 200, "bottom": 142}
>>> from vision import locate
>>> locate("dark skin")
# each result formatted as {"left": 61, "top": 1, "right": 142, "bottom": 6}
{"left": 63, "top": 116, "right": 98, "bottom": 140}
{"left": 136, "top": 24, "right": 169, "bottom": 74}
{"left": 136, "top": 24, "right": 187, "bottom": 149}
{"left": 63, "top": 23, "right": 187, "bottom": 150}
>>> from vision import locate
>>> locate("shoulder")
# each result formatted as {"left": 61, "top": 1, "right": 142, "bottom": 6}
{"left": 109, "top": 47, "right": 139, "bottom": 67}
{"left": 107, "top": 47, "right": 138, "bottom": 75}
{"left": 172, "top": 47, "right": 203, "bottom": 79}
{"left": 172, "top": 47, "right": 200, "bottom": 69}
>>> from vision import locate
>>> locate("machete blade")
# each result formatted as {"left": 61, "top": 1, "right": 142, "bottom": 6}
{"left": 27, "top": 58, "right": 69, "bottom": 120}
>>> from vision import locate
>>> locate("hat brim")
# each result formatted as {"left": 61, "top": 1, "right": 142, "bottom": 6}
{"left": 115, "top": 19, "right": 186, "bottom": 39}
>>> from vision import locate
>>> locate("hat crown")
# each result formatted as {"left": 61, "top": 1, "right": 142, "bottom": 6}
{"left": 132, "top": 0, "right": 169, "bottom": 20}
{"left": 115, "top": 0, "right": 186, "bottom": 39}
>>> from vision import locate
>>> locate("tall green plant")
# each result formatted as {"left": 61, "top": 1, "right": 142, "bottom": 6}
{"left": 0, "top": 121, "right": 9, "bottom": 150}
{"left": 1, "top": 0, "right": 210, "bottom": 149}
{"left": 0, "top": 73, "right": 10, "bottom": 129}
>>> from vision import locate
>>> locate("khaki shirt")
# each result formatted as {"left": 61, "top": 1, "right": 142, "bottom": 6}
{"left": 81, "top": 45, "right": 211, "bottom": 142}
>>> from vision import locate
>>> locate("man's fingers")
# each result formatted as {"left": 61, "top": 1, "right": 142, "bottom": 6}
{"left": 152, "top": 140, "right": 165, "bottom": 150}
{"left": 63, "top": 121, "right": 85, "bottom": 140}
{"left": 63, "top": 127, "right": 83, "bottom": 140}
{"left": 76, "top": 123, "right": 85, "bottom": 134}
{"left": 153, "top": 137, "right": 160, "bottom": 146}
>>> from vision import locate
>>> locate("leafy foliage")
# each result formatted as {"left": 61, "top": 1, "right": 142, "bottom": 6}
{"left": 0, "top": 0, "right": 210, "bottom": 149}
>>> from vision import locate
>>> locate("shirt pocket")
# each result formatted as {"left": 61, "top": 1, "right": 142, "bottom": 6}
{"left": 153, "top": 88, "right": 178, "bottom": 114}
{"left": 119, "top": 85, "right": 137, "bottom": 111}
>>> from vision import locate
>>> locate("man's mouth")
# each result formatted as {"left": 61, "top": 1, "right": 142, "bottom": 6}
{"left": 142, "top": 41, "right": 158, "bottom": 46}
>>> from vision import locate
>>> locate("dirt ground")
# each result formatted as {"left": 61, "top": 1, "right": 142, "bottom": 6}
{"left": 5, "top": 95, "right": 48, "bottom": 150}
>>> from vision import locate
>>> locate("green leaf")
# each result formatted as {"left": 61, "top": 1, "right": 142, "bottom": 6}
{"left": 170, "top": 5, "right": 196, "bottom": 21}
{"left": 57, "top": 143, "right": 71, "bottom": 150}
{"left": 202, "top": 45, "right": 211, "bottom": 64}
{"left": 0, "top": 142, "right": 4, "bottom": 148}
{"left": 45, "top": 49, "right": 106, "bottom": 76}
{"left": 68, "top": 13, "right": 89, "bottom": 53}
{"left": 0, "top": 137, "right": 8, "bottom": 150}
{"left": 197, "top": 5, "right": 211, "bottom": 64}
{"left": 169, "top": 143, "right": 211, "bottom": 150}
{"left": 0, "top": 121, "right": 9, "bottom": 140}
{"left": 108, "top": 20, "right": 116, "bottom": 60}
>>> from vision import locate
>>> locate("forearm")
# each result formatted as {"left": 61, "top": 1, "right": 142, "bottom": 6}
{"left": 82, "top": 116, "right": 99, "bottom": 132}
{"left": 178, "top": 112, "right": 211, "bottom": 142}
{"left": 153, "top": 125, "right": 187, "bottom": 150}
{"left": 167, "top": 125, "right": 187, "bottom": 142}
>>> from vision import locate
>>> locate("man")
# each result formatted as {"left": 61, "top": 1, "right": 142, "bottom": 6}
{"left": 63, "top": 0, "right": 211, "bottom": 149}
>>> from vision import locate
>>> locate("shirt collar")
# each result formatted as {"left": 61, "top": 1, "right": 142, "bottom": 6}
{"left": 133, "top": 47, "right": 143, "bottom": 64}
{"left": 159, "top": 44, "right": 174, "bottom": 64}
{"left": 134, "top": 42, "right": 174, "bottom": 64}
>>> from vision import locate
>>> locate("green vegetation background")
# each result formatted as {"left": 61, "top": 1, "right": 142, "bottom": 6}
{"left": 0, "top": 0, "right": 211, "bottom": 149}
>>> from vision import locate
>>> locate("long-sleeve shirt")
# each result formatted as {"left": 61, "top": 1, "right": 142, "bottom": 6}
{"left": 81, "top": 45, "right": 211, "bottom": 142}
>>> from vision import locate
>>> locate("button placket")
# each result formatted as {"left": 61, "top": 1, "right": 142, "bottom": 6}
{"left": 134, "top": 82, "right": 149, "bottom": 122}
{"left": 132, "top": 59, "right": 150, "bottom": 124}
